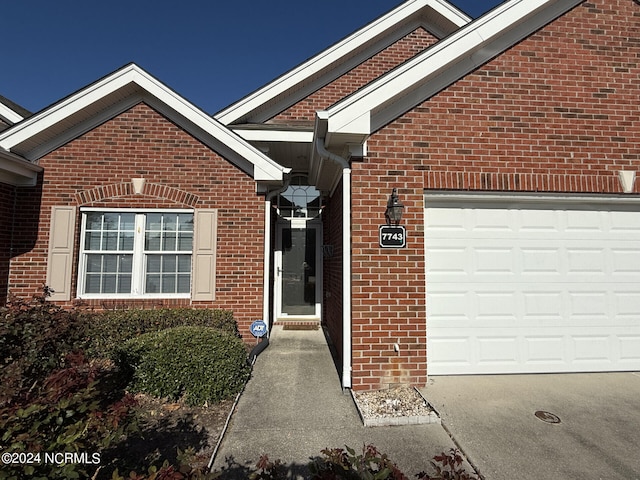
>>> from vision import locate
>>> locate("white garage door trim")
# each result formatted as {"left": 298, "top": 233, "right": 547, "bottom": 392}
{"left": 425, "top": 192, "right": 640, "bottom": 375}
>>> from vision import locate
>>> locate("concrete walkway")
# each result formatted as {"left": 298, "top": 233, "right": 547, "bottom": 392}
{"left": 422, "top": 373, "right": 640, "bottom": 480}
{"left": 212, "top": 325, "right": 462, "bottom": 479}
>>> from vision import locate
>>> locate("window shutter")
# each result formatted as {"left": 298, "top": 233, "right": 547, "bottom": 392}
{"left": 46, "top": 206, "right": 77, "bottom": 301}
{"left": 192, "top": 209, "right": 217, "bottom": 301}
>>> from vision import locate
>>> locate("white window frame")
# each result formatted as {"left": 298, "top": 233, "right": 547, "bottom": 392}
{"left": 77, "top": 208, "right": 194, "bottom": 299}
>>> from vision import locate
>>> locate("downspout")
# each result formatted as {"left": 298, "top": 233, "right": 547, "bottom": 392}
{"left": 315, "top": 138, "right": 352, "bottom": 390}
{"left": 263, "top": 178, "right": 291, "bottom": 338}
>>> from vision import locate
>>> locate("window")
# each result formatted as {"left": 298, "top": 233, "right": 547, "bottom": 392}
{"left": 276, "top": 175, "right": 321, "bottom": 219}
{"left": 79, "top": 210, "right": 194, "bottom": 298}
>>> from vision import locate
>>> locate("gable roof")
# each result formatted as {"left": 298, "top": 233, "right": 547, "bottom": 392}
{"left": 318, "top": 0, "right": 584, "bottom": 149}
{"left": 0, "top": 64, "right": 290, "bottom": 182}
{"left": 215, "top": 0, "right": 471, "bottom": 126}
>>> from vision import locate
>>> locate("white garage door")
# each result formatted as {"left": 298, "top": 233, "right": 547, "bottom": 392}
{"left": 425, "top": 194, "right": 640, "bottom": 375}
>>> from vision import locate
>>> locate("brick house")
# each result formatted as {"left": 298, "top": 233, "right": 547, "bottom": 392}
{"left": 1, "top": 0, "right": 639, "bottom": 391}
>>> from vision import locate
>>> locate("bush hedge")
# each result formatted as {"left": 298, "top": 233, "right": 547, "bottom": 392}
{"left": 85, "top": 307, "right": 239, "bottom": 358}
{"left": 0, "top": 293, "right": 90, "bottom": 406}
{"left": 115, "top": 326, "right": 251, "bottom": 406}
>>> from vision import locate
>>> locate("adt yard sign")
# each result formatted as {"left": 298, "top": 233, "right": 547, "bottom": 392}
{"left": 379, "top": 225, "right": 406, "bottom": 248}
{"left": 250, "top": 320, "right": 267, "bottom": 338}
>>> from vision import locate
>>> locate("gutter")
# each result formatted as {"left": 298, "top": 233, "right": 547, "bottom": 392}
{"left": 0, "top": 148, "right": 42, "bottom": 186}
{"left": 314, "top": 138, "right": 352, "bottom": 390}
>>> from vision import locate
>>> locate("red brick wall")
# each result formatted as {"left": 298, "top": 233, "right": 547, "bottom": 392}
{"left": 0, "top": 182, "right": 15, "bottom": 305}
{"left": 8, "top": 103, "right": 266, "bottom": 337}
{"left": 271, "top": 28, "right": 438, "bottom": 123}
{"left": 322, "top": 178, "right": 344, "bottom": 360}
{"left": 350, "top": 0, "right": 640, "bottom": 390}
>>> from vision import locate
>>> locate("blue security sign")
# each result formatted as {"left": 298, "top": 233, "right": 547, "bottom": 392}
{"left": 250, "top": 320, "right": 268, "bottom": 338}
{"left": 379, "top": 225, "right": 406, "bottom": 248}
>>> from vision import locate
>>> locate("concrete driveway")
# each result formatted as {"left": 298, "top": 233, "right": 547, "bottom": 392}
{"left": 421, "top": 373, "right": 640, "bottom": 480}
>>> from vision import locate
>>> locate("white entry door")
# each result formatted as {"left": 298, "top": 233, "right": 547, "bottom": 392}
{"left": 275, "top": 219, "right": 322, "bottom": 320}
{"left": 425, "top": 195, "right": 640, "bottom": 375}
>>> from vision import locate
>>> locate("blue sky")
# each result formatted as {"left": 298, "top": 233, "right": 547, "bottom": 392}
{"left": 1, "top": 0, "right": 501, "bottom": 116}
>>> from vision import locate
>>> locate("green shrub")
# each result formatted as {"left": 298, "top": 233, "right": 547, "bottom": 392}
{"left": 0, "top": 291, "right": 90, "bottom": 406}
{"left": 0, "top": 352, "right": 138, "bottom": 480}
{"left": 85, "top": 308, "right": 239, "bottom": 358}
{"left": 115, "top": 326, "right": 250, "bottom": 406}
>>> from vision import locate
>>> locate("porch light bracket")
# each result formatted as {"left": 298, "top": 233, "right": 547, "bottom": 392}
{"left": 385, "top": 188, "right": 404, "bottom": 225}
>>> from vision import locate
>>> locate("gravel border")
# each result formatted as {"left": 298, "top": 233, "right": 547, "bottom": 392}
{"left": 351, "top": 386, "right": 441, "bottom": 427}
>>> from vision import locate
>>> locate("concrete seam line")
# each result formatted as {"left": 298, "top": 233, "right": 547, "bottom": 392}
{"left": 206, "top": 380, "right": 247, "bottom": 471}
{"left": 438, "top": 420, "right": 486, "bottom": 480}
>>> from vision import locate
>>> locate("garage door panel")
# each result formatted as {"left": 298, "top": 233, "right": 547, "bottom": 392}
{"left": 572, "top": 335, "right": 612, "bottom": 363}
{"left": 619, "top": 336, "right": 640, "bottom": 362}
{"left": 426, "top": 198, "right": 640, "bottom": 375}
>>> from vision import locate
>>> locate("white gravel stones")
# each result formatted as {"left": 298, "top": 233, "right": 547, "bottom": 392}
{"left": 351, "top": 386, "right": 441, "bottom": 427}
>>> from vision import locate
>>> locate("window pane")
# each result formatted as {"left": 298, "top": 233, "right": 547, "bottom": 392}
{"left": 146, "top": 274, "right": 160, "bottom": 293}
{"left": 163, "top": 215, "right": 176, "bottom": 232}
{"left": 147, "top": 255, "right": 161, "bottom": 273}
{"left": 177, "top": 275, "right": 190, "bottom": 293}
{"left": 103, "top": 275, "right": 117, "bottom": 293}
{"left": 104, "top": 255, "right": 118, "bottom": 272}
{"left": 179, "top": 214, "right": 194, "bottom": 232}
{"left": 86, "top": 254, "right": 102, "bottom": 272}
{"left": 104, "top": 233, "right": 118, "bottom": 251}
{"left": 162, "top": 233, "right": 176, "bottom": 251}
{"left": 118, "top": 275, "right": 132, "bottom": 294}
{"left": 85, "top": 275, "right": 101, "bottom": 293}
{"left": 162, "top": 275, "right": 176, "bottom": 293}
{"left": 146, "top": 213, "right": 163, "bottom": 231}
{"left": 120, "top": 214, "right": 135, "bottom": 231}
{"left": 163, "top": 255, "right": 176, "bottom": 271}
{"left": 177, "top": 255, "right": 191, "bottom": 272}
{"left": 102, "top": 213, "right": 121, "bottom": 231}
{"left": 85, "top": 232, "right": 102, "bottom": 250}
{"left": 177, "top": 232, "right": 193, "bottom": 251}
{"left": 145, "top": 232, "right": 161, "bottom": 251}
{"left": 120, "top": 232, "right": 134, "bottom": 250}
{"left": 86, "top": 212, "right": 103, "bottom": 230}
{"left": 119, "top": 255, "right": 133, "bottom": 273}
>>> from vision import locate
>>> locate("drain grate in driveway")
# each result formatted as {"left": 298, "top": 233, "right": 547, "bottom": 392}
{"left": 535, "top": 411, "right": 561, "bottom": 424}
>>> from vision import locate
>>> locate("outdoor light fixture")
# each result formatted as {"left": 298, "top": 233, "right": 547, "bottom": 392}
{"left": 384, "top": 188, "right": 404, "bottom": 225}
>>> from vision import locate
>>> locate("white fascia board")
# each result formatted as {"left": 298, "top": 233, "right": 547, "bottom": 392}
{"left": 0, "top": 66, "right": 142, "bottom": 150}
{"left": 0, "top": 103, "right": 24, "bottom": 125}
{"left": 325, "top": 0, "right": 583, "bottom": 137}
{"left": 0, "top": 64, "right": 289, "bottom": 182}
{"left": 232, "top": 128, "right": 313, "bottom": 143}
{"left": 215, "top": 0, "right": 470, "bottom": 126}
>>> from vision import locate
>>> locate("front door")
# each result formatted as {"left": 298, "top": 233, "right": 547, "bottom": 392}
{"left": 275, "top": 219, "right": 322, "bottom": 320}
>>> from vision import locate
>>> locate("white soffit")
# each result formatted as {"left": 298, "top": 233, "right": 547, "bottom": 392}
{"left": 232, "top": 128, "right": 313, "bottom": 143}
{"left": 214, "top": 0, "right": 471, "bottom": 126}
{"left": 325, "top": 0, "right": 584, "bottom": 137}
{"left": 0, "top": 64, "right": 290, "bottom": 182}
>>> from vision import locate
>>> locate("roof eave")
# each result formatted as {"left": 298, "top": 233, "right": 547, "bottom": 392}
{"left": 214, "top": 0, "right": 471, "bottom": 126}
{"left": 325, "top": 0, "right": 584, "bottom": 139}
{"left": 0, "top": 64, "right": 289, "bottom": 183}
{"left": 0, "top": 149, "right": 42, "bottom": 186}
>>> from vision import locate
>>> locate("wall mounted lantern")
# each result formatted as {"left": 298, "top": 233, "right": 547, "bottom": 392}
{"left": 384, "top": 188, "right": 404, "bottom": 225}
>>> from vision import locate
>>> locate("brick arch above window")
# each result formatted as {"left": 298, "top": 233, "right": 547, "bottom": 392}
{"left": 74, "top": 182, "right": 200, "bottom": 207}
